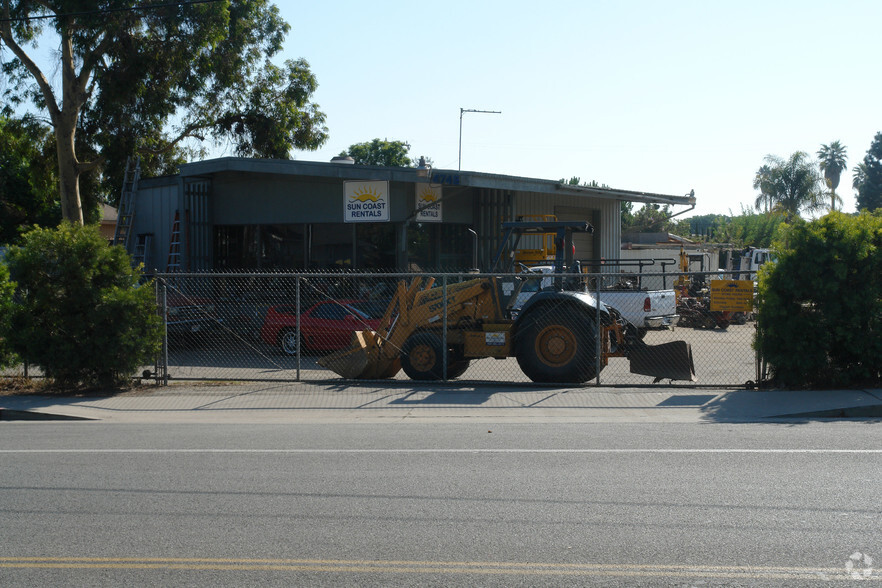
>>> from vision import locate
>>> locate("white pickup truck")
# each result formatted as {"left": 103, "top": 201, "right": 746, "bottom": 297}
{"left": 509, "top": 266, "right": 679, "bottom": 337}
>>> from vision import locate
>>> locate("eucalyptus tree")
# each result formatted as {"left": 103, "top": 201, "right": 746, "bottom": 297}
{"left": 341, "top": 139, "right": 414, "bottom": 167}
{"left": 817, "top": 140, "right": 847, "bottom": 210}
{"left": 755, "top": 152, "right": 825, "bottom": 222}
{"left": 0, "top": 114, "right": 60, "bottom": 243}
{"left": 1, "top": 0, "right": 329, "bottom": 224}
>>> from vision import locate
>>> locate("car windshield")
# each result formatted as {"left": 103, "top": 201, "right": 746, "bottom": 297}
{"left": 520, "top": 278, "right": 542, "bottom": 293}
{"left": 346, "top": 305, "right": 371, "bottom": 320}
{"left": 352, "top": 301, "right": 387, "bottom": 319}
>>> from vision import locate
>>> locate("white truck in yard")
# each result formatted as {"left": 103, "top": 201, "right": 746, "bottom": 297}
{"left": 494, "top": 221, "right": 680, "bottom": 339}
{"left": 510, "top": 265, "right": 679, "bottom": 338}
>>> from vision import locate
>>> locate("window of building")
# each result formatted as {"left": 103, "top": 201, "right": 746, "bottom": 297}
{"left": 309, "top": 223, "right": 353, "bottom": 269}
{"left": 355, "top": 224, "right": 396, "bottom": 270}
{"left": 214, "top": 225, "right": 305, "bottom": 269}
{"left": 260, "top": 225, "right": 305, "bottom": 269}
{"left": 214, "top": 225, "right": 260, "bottom": 269}
{"left": 407, "top": 223, "right": 474, "bottom": 271}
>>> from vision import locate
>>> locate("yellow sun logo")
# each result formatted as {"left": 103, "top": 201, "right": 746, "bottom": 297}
{"left": 351, "top": 186, "right": 381, "bottom": 202}
{"left": 418, "top": 188, "right": 437, "bottom": 204}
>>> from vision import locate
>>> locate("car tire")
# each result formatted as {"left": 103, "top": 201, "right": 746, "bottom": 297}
{"left": 278, "top": 328, "right": 300, "bottom": 356}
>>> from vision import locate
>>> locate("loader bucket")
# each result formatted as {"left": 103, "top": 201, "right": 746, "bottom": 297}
{"left": 628, "top": 340, "right": 696, "bottom": 382}
{"left": 317, "top": 331, "right": 401, "bottom": 379}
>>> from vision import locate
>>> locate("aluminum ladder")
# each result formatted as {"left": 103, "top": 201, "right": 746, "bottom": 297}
{"left": 112, "top": 157, "right": 141, "bottom": 250}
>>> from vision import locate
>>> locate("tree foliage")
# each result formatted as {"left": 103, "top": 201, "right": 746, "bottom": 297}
{"left": 0, "top": 114, "right": 61, "bottom": 244}
{"left": 708, "top": 210, "right": 786, "bottom": 248}
{"left": 753, "top": 152, "right": 825, "bottom": 221}
{"left": 0, "top": 0, "right": 329, "bottom": 222}
{"left": 753, "top": 164, "right": 774, "bottom": 213}
{"left": 854, "top": 131, "right": 882, "bottom": 212}
{"left": 4, "top": 224, "right": 162, "bottom": 388}
{"left": 623, "top": 203, "right": 676, "bottom": 233}
{"left": 341, "top": 138, "right": 413, "bottom": 167}
{"left": 817, "top": 141, "right": 847, "bottom": 211}
{"left": 755, "top": 212, "right": 882, "bottom": 387}
{"left": 0, "top": 259, "right": 15, "bottom": 368}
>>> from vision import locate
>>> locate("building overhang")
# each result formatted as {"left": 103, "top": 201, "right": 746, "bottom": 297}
{"left": 178, "top": 157, "right": 696, "bottom": 207}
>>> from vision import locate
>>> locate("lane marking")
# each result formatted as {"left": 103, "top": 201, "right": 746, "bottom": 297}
{"left": 0, "top": 557, "right": 867, "bottom": 580}
{"left": 0, "top": 448, "right": 880, "bottom": 454}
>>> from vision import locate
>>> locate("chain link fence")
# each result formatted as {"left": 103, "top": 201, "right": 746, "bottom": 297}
{"left": 142, "top": 269, "right": 760, "bottom": 388}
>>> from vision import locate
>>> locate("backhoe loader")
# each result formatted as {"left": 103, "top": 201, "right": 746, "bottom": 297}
{"left": 318, "top": 221, "right": 695, "bottom": 383}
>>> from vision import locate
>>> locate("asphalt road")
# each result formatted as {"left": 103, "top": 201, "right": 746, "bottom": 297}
{"left": 1, "top": 422, "right": 879, "bottom": 586}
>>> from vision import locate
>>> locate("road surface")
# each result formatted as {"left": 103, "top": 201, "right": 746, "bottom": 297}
{"left": 1, "top": 421, "right": 879, "bottom": 586}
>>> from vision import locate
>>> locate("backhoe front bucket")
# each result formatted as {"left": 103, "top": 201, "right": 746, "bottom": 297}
{"left": 318, "top": 330, "right": 401, "bottom": 379}
{"left": 628, "top": 340, "right": 696, "bottom": 382}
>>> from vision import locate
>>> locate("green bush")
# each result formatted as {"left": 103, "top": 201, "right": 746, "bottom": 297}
{"left": 755, "top": 211, "right": 882, "bottom": 387}
{"left": 0, "top": 260, "right": 16, "bottom": 368}
{"left": 5, "top": 223, "right": 162, "bottom": 388}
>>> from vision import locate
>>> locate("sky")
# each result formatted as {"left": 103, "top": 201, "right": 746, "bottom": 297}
{"left": 261, "top": 0, "right": 880, "bottom": 218}
{"left": 5, "top": 1, "right": 879, "bottom": 219}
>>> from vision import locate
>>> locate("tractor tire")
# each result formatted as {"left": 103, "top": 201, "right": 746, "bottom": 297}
{"left": 446, "top": 359, "right": 471, "bottom": 379}
{"left": 401, "top": 332, "right": 445, "bottom": 380}
{"left": 514, "top": 306, "right": 597, "bottom": 383}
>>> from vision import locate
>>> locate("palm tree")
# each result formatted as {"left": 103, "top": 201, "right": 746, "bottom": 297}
{"left": 817, "top": 141, "right": 847, "bottom": 211}
{"left": 758, "top": 152, "right": 826, "bottom": 222}
{"left": 852, "top": 162, "right": 868, "bottom": 191}
{"left": 753, "top": 164, "right": 774, "bottom": 212}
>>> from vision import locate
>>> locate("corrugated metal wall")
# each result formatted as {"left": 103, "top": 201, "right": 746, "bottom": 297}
{"left": 183, "top": 180, "right": 211, "bottom": 271}
{"left": 131, "top": 180, "right": 180, "bottom": 274}
{"left": 475, "top": 188, "right": 513, "bottom": 269}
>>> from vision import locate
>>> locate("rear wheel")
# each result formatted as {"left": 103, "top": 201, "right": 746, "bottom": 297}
{"left": 515, "top": 306, "right": 597, "bottom": 383}
{"left": 446, "top": 359, "right": 471, "bottom": 379}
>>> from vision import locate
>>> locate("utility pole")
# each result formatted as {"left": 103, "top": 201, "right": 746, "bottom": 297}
{"left": 459, "top": 108, "right": 501, "bottom": 170}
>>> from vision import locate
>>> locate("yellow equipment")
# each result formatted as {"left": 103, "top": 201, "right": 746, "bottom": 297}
{"left": 512, "top": 214, "right": 558, "bottom": 267}
{"left": 319, "top": 221, "right": 696, "bottom": 384}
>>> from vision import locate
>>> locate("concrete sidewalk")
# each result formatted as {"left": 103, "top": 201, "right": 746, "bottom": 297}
{"left": 2, "top": 382, "right": 881, "bottom": 423}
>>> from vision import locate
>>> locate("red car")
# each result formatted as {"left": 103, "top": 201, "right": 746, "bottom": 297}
{"left": 260, "top": 299, "right": 383, "bottom": 355}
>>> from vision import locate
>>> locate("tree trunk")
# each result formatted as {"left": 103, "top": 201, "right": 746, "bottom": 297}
{"left": 55, "top": 117, "right": 83, "bottom": 225}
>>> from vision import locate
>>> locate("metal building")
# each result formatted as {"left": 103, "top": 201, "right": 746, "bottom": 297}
{"left": 121, "top": 157, "right": 696, "bottom": 273}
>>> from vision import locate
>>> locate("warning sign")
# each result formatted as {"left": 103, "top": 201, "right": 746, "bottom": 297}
{"left": 710, "top": 280, "right": 754, "bottom": 312}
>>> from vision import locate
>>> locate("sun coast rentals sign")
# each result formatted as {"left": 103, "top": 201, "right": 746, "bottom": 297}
{"left": 709, "top": 279, "right": 755, "bottom": 312}
{"left": 344, "top": 181, "right": 390, "bottom": 222}
{"left": 415, "top": 185, "right": 442, "bottom": 222}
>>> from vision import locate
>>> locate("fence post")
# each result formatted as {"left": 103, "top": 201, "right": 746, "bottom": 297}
{"left": 442, "top": 274, "right": 448, "bottom": 380}
{"left": 595, "top": 271, "right": 602, "bottom": 386}
{"left": 296, "top": 275, "right": 301, "bottom": 381}
{"left": 161, "top": 280, "right": 169, "bottom": 386}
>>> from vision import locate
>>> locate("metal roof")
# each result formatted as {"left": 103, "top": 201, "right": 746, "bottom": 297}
{"left": 178, "top": 157, "right": 697, "bottom": 207}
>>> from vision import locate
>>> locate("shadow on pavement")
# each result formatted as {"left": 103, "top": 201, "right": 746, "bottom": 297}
{"left": 700, "top": 388, "right": 882, "bottom": 423}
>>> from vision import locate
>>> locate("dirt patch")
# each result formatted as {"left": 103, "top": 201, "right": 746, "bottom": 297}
{"left": 0, "top": 377, "right": 159, "bottom": 398}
